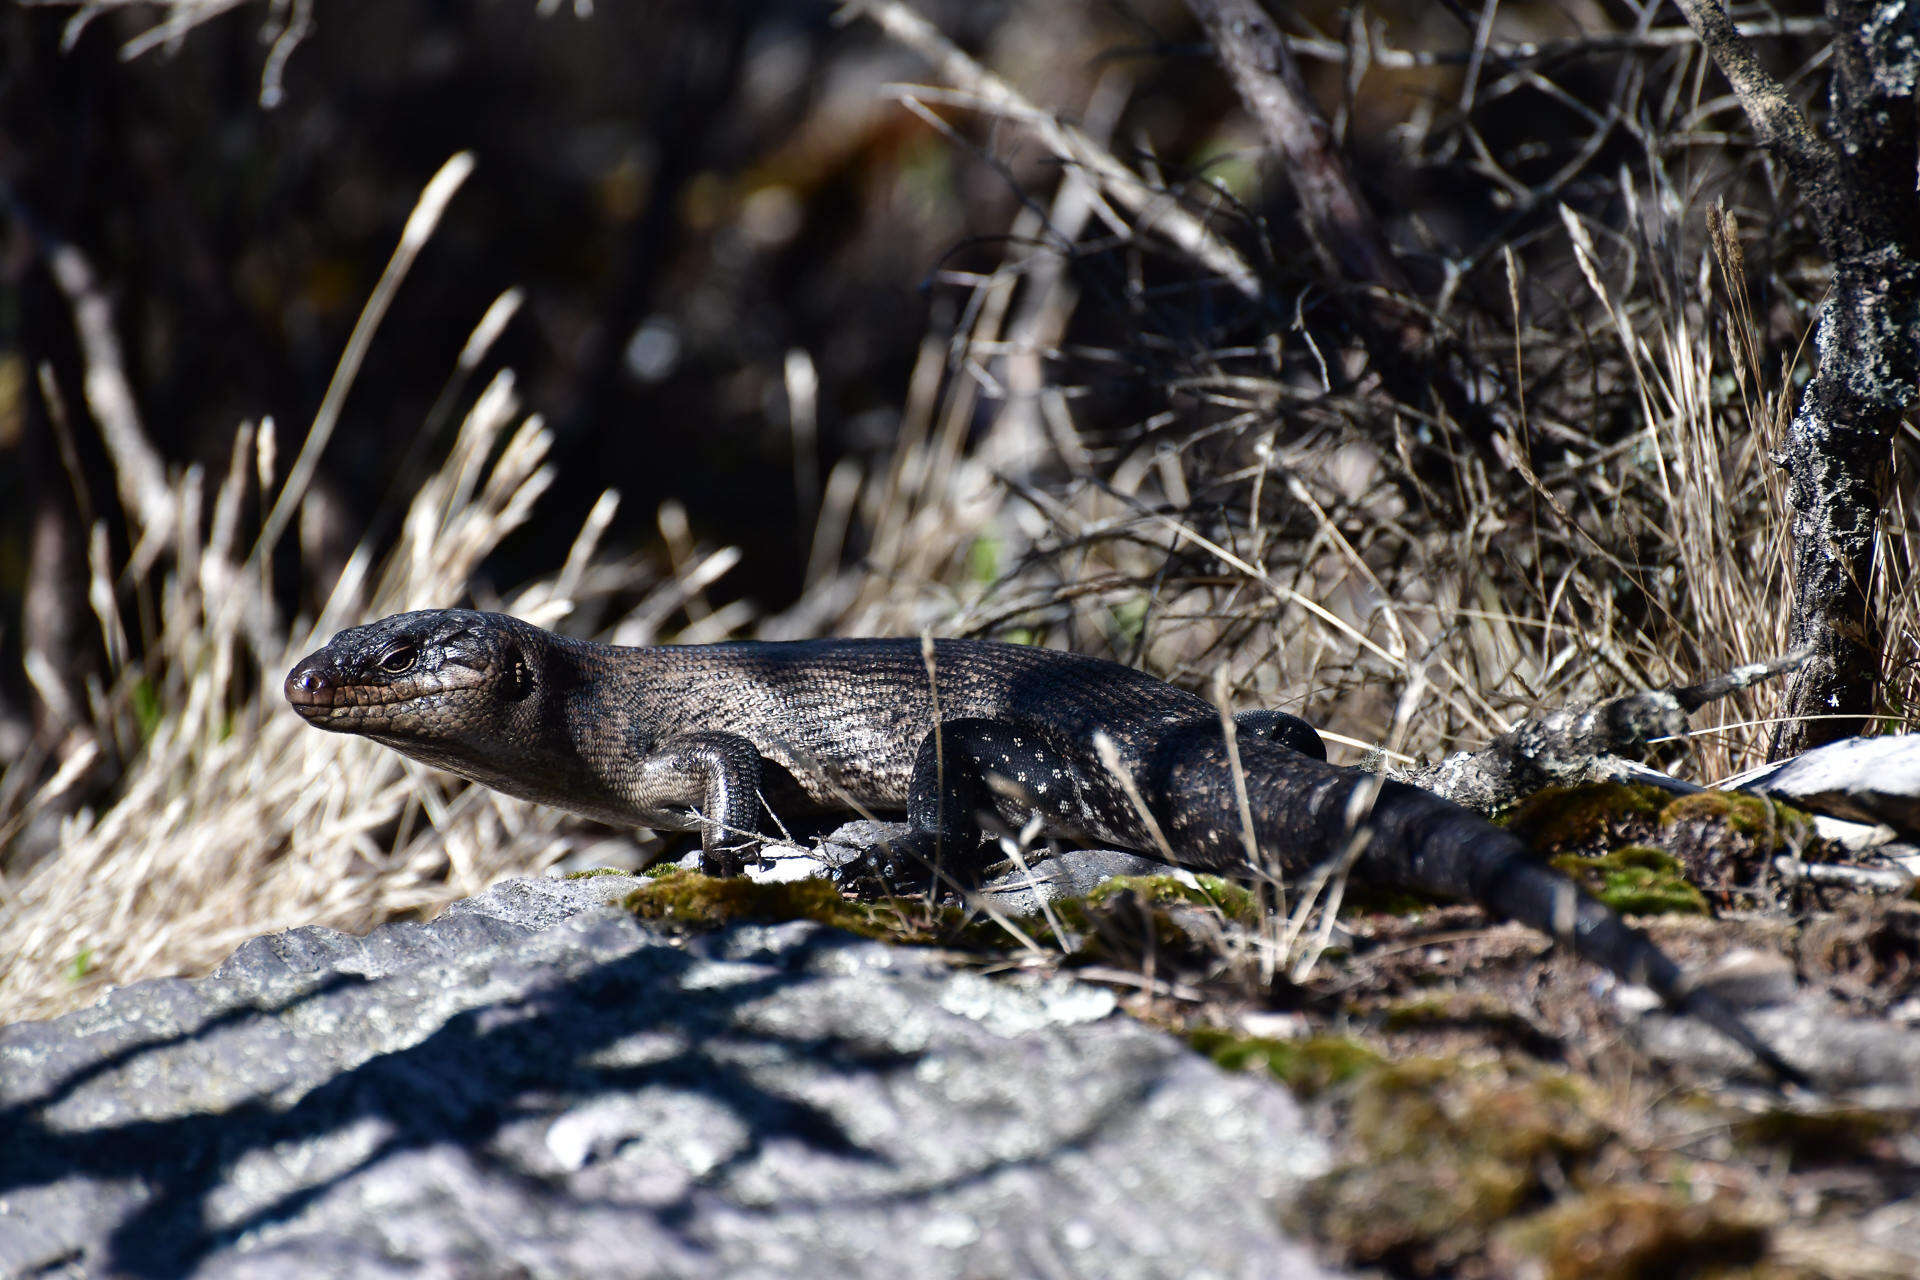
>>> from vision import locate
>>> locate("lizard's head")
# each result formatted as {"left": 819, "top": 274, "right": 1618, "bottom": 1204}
{"left": 285, "top": 609, "right": 542, "bottom": 766}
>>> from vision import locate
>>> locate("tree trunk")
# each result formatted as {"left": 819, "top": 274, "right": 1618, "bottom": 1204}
{"left": 1671, "top": 0, "right": 1919, "bottom": 756}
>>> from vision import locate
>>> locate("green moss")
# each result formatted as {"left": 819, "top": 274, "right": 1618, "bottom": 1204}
{"left": 1501, "top": 1186, "right": 1768, "bottom": 1280}
{"left": 1659, "top": 790, "right": 1818, "bottom": 859}
{"left": 1040, "top": 874, "right": 1265, "bottom": 970}
{"left": 1503, "top": 783, "right": 1667, "bottom": 856}
{"left": 1299, "top": 1058, "right": 1608, "bottom": 1269}
{"left": 1349, "top": 1060, "right": 1601, "bottom": 1166}
{"left": 1659, "top": 789, "right": 1773, "bottom": 836}
{"left": 562, "top": 867, "right": 633, "bottom": 880}
{"left": 1187, "top": 1028, "right": 1381, "bottom": 1096}
{"left": 1378, "top": 992, "right": 1532, "bottom": 1033}
{"left": 1336, "top": 885, "right": 1434, "bottom": 916}
{"left": 1081, "top": 873, "right": 1260, "bottom": 925}
{"left": 1376, "top": 995, "right": 1464, "bottom": 1028}
{"left": 1550, "top": 845, "right": 1709, "bottom": 916}
{"left": 622, "top": 868, "right": 1008, "bottom": 948}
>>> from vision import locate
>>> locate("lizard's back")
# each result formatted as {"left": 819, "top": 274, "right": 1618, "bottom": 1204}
{"left": 586, "top": 636, "right": 1213, "bottom": 819}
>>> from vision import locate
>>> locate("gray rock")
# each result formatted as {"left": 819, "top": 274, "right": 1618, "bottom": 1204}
{"left": 1719, "top": 733, "right": 1920, "bottom": 837}
{"left": 0, "top": 874, "right": 1340, "bottom": 1279}
{"left": 728, "top": 822, "right": 1176, "bottom": 917}
{"left": 976, "top": 848, "right": 1176, "bottom": 915}
{"left": 1627, "top": 976, "right": 1920, "bottom": 1104}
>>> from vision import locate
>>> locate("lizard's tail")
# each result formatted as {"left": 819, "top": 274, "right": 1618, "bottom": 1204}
{"left": 1361, "top": 780, "right": 1808, "bottom": 1086}
{"left": 1166, "top": 736, "right": 1805, "bottom": 1083}
{"left": 1468, "top": 847, "right": 1807, "bottom": 1086}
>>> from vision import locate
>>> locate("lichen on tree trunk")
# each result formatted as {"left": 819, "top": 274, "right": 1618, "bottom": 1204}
{"left": 1674, "top": 0, "right": 1920, "bottom": 757}
{"left": 1774, "top": 281, "right": 1905, "bottom": 755}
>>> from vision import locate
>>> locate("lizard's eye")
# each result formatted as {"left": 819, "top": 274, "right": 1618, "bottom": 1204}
{"left": 377, "top": 642, "right": 417, "bottom": 674}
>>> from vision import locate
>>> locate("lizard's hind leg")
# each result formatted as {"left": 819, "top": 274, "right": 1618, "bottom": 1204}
{"left": 856, "top": 718, "right": 1088, "bottom": 896}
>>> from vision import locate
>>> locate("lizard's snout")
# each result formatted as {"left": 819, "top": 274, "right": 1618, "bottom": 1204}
{"left": 284, "top": 655, "right": 340, "bottom": 713}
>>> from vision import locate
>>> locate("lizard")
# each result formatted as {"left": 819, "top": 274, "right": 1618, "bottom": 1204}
{"left": 285, "top": 607, "right": 1805, "bottom": 1082}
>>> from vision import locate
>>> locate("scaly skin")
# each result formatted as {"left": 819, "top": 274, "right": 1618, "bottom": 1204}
{"left": 287, "top": 608, "right": 1804, "bottom": 1083}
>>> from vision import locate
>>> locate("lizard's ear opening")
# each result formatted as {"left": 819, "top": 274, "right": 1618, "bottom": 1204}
{"left": 503, "top": 642, "right": 535, "bottom": 700}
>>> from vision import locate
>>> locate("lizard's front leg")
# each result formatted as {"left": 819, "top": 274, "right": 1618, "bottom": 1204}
{"left": 631, "top": 731, "right": 768, "bottom": 875}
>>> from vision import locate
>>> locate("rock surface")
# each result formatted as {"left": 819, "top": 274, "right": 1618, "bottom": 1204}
{"left": 0, "top": 874, "right": 1340, "bottom": 1279}
{"left": 1721, "top": 732, "right": 1920, "bottom": 836}
{"left": 735, "top": 820, "right": 1175, "bottom": 916}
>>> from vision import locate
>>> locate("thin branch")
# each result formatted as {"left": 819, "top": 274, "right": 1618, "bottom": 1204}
{"left": 1182, "top": 0, "right": 1408, "bottom": 290}
{"left": 1667, "top": 0, "right": 1848, "bottom": 236}
{"left": 39, "top": 234, "right": 176, "bottom": 550}
{"left": 840, "top": 0, "right": 1262, "bottom": 298}
{"left": 1281, "top": 17, "right": 1829, "bottom": 70}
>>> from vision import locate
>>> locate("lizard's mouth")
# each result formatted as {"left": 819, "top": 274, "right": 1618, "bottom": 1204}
{"left": 284, "top": 658, "right": 419, "bottom": 725}
{"left": 284, "top": 650, "right": 497, "bottom": 730}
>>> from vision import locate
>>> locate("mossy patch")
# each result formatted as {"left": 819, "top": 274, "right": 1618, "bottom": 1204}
{"left": 1658, "top": 791, "right": 1822, "bottom": 907}
{"left": 1378, "top": 992, "right": 1510, "bottom": 1031}
{"left": 1186, "top": 1028, "right": 1381, "bottom": 1096}
{"left": 621, "top": 868, "right": 1273, "bottom": 963}
{"left": 1080, "top": 873, "right": 1260, "bottom": 925}
{"left": 1047, "top": 873, "right": 1263, "bottom": 970}
{"left": 622, "top": 868, "right": 1006, "bottom": 948}
{"left": 1298, "top": 1057, "right": 1608, "bottom": 1271}
{"left": 1550, "top": 845, "right": 1709, "bottom": 916}
{"left": 1503, "top": 783, "right": 1668, "bottom": 857}
{"left": 1335, "top": 885, "right": 1434, "bottom": 916}
{"left": 1658, "top": 789, "right": 1795, "bottom": 838}
{"left": 1504, "top": 783, "right": 1829, "bottom": 913}
{"left": 1374, "top": 992, "right": 1570, "bottom": 1057}
{"left": 562, "top": 867, "right": 633, "bottom": 880}
{"left": 1499, "top": 1185, "right": 1768, "bottom": 1280}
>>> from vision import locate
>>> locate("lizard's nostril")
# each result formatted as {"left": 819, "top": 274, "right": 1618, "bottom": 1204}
{"left": 285, "top": 663, "right": 334, "bottom": 707}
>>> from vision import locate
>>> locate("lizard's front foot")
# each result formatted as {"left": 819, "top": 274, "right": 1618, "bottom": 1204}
{"left": 698, "top": 839, "right": 767, "bottom": 879}
{"left": 835, "top": 829, "right": 993, "bottom": 899}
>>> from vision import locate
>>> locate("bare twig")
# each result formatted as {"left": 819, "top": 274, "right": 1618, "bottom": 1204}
{"left": 1412, "top": 648, "right": 1815, "bottom": 812}
{"left": 1181, "top": 0, "right": 1408, "bottom": 292}
{"left": 1181, "top": 0, "right": 1513, "bottom": 481}
{"left": 841, "top": 0, "right": 1261, "bottom": 297}
{"left": 40, "top": 237, "right": 175, "bottom": 552}
{"left": 25, "top": 0, "right": 317, "bottom": 107}
{"left": 1668, "top": 0, "right": 1848, "bottom": 235}
{"left": 1280, "top": 17, "right": 1829, "bottom": 71}
{"left": 1772, "top": 855, "right": 1914, "bottom": 896}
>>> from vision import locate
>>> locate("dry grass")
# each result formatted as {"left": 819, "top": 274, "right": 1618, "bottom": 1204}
{"left": 831, "top": 0, "right": 1920, "bottom": 783}
{"left": 0, "top": 361, "right": 737, "bottom": 1022}
{"left": 0, "top": 166, "right": 743, "bottom": 1024}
